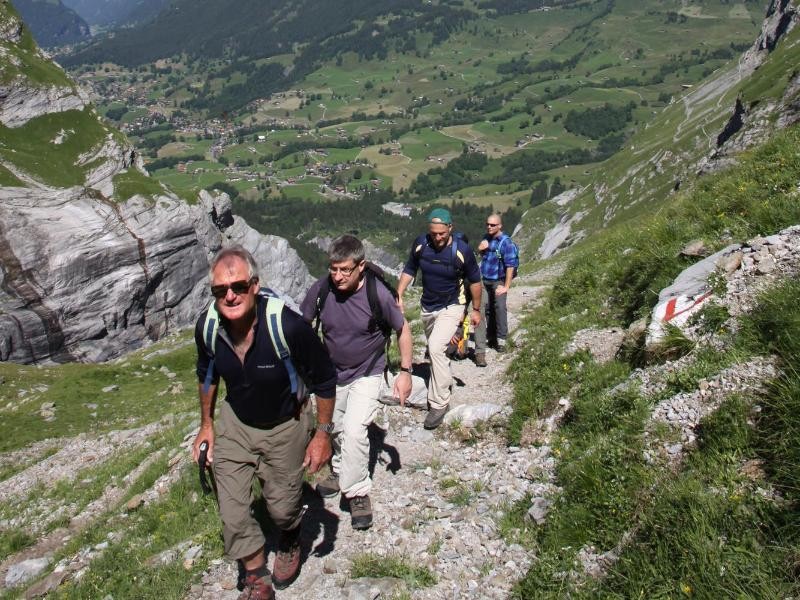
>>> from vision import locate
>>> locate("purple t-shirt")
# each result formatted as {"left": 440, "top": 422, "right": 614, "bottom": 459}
{"left": 300, "top": 276, "right": 405, "bottom": 385}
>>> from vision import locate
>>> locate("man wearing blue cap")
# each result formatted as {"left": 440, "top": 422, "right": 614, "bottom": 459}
{"left": 397, "top": 208, "right": 482, "bottom": 429}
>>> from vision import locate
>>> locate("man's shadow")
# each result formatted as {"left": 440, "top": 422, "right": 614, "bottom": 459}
{"left": 252, "top": 482, "right": 340, "bottom": 559}
{"left": 368, "top": 423, "right": 401, "bottom": 476}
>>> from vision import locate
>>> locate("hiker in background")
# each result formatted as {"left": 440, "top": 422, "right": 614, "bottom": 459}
{"left": 192, "top": 245, "right": 336, "bottom": 600}
{"left": 300, "top": 235, "right": 413, "bottom": 530}
{"left": 397, "top": 208, "right": 482, "bottom": 429}
{"left": 474, "top": 213, "right": 520, "bottom": 366}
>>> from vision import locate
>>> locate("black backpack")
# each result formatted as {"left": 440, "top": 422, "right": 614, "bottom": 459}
{"left": 313, "top": 262, "right": 398, "bottom": 380}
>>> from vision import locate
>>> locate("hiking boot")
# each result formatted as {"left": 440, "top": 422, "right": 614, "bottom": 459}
{"left": 496, "top": 339, "right": 507, "bottom": 353}
{"left": 423, "top": 405, "right": 449, "bottom": 430}
{"left": 350, "top": 494, "right": 373, "bottom": 530}
{"left": 238, "top": 573, "right": 275, "bottom": 600}
{"left": 316, "top": 471, "right": 340, "bottom": 498}
{"left": 474, "top": 352, "right": 487, "bottom": 367}
{"left": 272, "top": 527, "right": 301, "bottom": 590}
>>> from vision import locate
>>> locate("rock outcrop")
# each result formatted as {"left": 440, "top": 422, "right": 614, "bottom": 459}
{"left": 0, "top": 186, "right": 313, "bottom": 364}
{"left": 0, "top": 81, "right": 89, "bottom": 128}
{"left": 0, "top": 0, "right": 313, "bottom": 364}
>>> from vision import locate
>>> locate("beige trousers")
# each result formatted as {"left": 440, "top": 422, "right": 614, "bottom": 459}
{"left": 331, "top": 374, "right": 383, "bottom": 498}
{"left": 212, "top": 400, "right": 313, "bottom": 560}
{"left": 421, "top": 303, "right": 466, "bottom": 410}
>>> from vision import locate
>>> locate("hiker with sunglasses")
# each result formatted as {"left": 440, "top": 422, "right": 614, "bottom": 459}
{"left": 191, "top": 245, "right": 337, "bottom": 600}
{"left": 474, "top": 213, "right": 519, "bottom": 366}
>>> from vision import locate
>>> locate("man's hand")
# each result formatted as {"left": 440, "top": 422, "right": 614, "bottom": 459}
{"left": 393, "top": 372, "right": 412, "bottom": 407}
{"left": 497, "top": 284, "right": 508, "bottom": 296}
{"left": 192, "top": 425, "right": 215, "bottom": 464}
{"left": 303, "top": 432, "right": 332, "bottom": 473}
{"left": 478, "top": 239, "right": 489, "bottom": 253}
{"left": 470, "top": 309, "right": 481, "bottom": 328}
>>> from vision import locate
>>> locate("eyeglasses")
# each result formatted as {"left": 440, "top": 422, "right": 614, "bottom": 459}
{"left": 486, "top": 222, "right": 500, "bottom": 227}
{"left": 328, "top": 265, "right": 357, "bottom": 276}
{"left": 210, "top": 278, "right": 255, "bottom": 298}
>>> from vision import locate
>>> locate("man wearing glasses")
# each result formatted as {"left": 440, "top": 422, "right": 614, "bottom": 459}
{"left": 397, "top": 208, "right": 482, "bottom": 429}
{"left": 300, "top": 235, "right": 413, "bottom": 530}
{"left": 192, "top": 245, "right": 336, "bottom": 600}
{"left": 474, "top": 214, "right": 520, "bottom": 366}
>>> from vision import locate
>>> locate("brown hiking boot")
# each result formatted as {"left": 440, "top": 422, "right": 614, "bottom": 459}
{"left": 474, "top": 351, "right": 487, "bottom": 367}
{"left": 272, "top": 527, "right": 301, "bottom": 590}
{"left": 238, "top": 573, "right": 275, "bottom": 600}
{"left": 350, "top": 494, "right": 373, "bottom": 530}
{"left": 316, "top": 471, "right": 340, "bottom": 498}
{"left": 423, "top": 405, "right": 450, "bottom": 430}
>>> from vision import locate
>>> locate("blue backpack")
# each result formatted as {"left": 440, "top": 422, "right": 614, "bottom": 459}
{"left": 495, "top": 235, "right": 519, "bottom": 279}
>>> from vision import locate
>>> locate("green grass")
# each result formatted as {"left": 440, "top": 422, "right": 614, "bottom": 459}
{"left": 113, "top": 169, "right": 165, "bottom": 200}
{"left": 351, "top": 553, "right": 437, "bottom": 589}
{"left": 0, "top": 334, "right": 197, "bottom": 453}
{"left": 0, "top": 109, "right": 112, "bottom": 187}
{"left": 0, "top": 529, "right": 34, "bottom": 564}
{"left": 506, "top": 123, "right": 800, "bottom": 597}
{"left": 0, "top": 164, "right": 23, "bottom": 186}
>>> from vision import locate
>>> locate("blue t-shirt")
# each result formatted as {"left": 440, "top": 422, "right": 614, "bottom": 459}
{"left": 480, "top": 233, "right": 519, "bottom": 281}
{"left": 402, "top": 234, "right": 481, "bottom": 311}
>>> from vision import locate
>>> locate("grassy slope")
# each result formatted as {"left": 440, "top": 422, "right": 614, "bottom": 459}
{"left": 506, "top": 119, "right": 800, "bottom": 597}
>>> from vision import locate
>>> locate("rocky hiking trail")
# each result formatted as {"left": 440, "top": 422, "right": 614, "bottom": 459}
{"left": 190, "top": 274, "right": 556, "bottom": 600}
{"left": 3, "top": 223, "right": 800, "bottom": 599}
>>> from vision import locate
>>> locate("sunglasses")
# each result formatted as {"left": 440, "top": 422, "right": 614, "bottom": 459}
{"left": 486, "top": 222, "right": 500, "bottom": 227}
{"left": 210, "top": 278, "right": 255, "bottom": 298}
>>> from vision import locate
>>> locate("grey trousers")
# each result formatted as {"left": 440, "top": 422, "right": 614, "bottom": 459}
{"left": 474, "top": 279, "right": 508, "bottom": 351}
{"left": 213, "top": 400, "right": 313, "bottom": 560}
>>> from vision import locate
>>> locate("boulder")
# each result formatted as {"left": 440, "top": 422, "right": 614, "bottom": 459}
{"left": 646, "top": 244, "right": 741, "bottom": 349}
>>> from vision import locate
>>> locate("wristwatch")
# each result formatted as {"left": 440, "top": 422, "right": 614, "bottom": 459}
{"left": 399, "top": 366, "right": 412, "bottom": 374}
{"left": 316, "top": 422, "right": 335, "bottom": 434}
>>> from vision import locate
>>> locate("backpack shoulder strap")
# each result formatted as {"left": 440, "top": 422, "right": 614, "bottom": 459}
{"left": 363, "top": 269, "right": 392, "bottom": 384}
{"left": 264, "top": 296, "right": 300, "bottom": 398}
{"left": 314, "top": 277, "right": 332, "bottom": 334}
{"left": 451, "top": 234, "right": 466, "bottom": 274}
{"left": 413, "top": 234, "right": 428, "bottom": 260}
{"left": 201, "top": 302, "right": 220, "bottom": 394}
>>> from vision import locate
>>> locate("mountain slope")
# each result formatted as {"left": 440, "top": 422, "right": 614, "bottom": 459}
{"left": 10, "top": 0, "right": 89, "bottom": 47}
{"left": 523, "top": 0, "right": 800, "bottom": 260}
{"left": 0, "top": 0, "right": 313, "bottom": 363}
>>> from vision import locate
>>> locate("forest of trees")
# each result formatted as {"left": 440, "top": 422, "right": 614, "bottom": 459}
{"left": 563, "top": 102, "right": 635, "bottom": 139}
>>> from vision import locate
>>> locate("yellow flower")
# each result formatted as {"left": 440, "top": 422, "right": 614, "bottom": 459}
{"left": 681, "top": 583, "right": 693, "bottom": 595}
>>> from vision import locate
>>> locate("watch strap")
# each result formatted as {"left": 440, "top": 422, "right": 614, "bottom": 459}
{"left": 316, "top": 422, "right": 335, "bottom": 434}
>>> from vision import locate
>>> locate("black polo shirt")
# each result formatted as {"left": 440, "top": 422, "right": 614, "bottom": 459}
{"left": 195, "top": 296, "right": 336, "bottom": 427}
